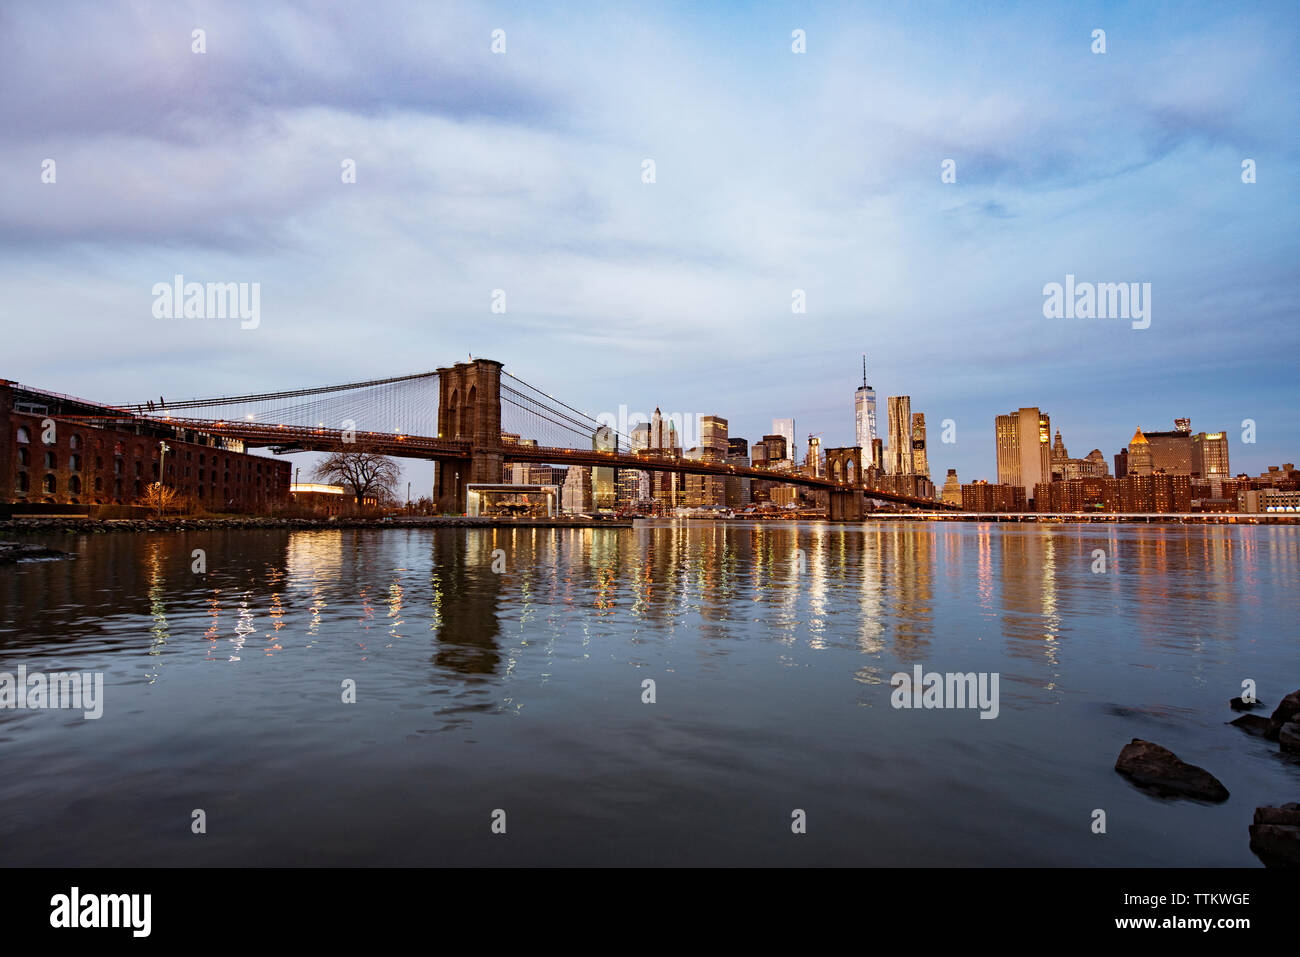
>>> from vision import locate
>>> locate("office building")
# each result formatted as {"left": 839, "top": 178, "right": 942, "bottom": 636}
{"left": 561, "top": 466, "right": 592, "bottom": 514}
{"left": 592, "top": 424, "right": 617, "bottom": 511}
{"left": 772, "top": 418, "right": 795, "bottom": 469}
{"left": 1127, "top": 428, "right": 1153, "bottom": 476}
{"left": 941, "top": 468, "right": 962, "bottom": 506}
{"left": 855, "top": 356, "right": 877, "bottom": 451}
{"left": 1143, "top": 420, "right": 1193, "bottom": 475}
{"left": 887, "top": 396, "right": 912, "bottom": 475}
{"left": 762, "top": 433, "right": 788, "bottom": 464}
{"left": 995, "top": 407, "right": 1051, "bottom": 503}
{"left": 911, "top": 412, "right": 929, "bottom": 479}
{"left": 1192, "top": 431, "right": 1231, "bottom": 482}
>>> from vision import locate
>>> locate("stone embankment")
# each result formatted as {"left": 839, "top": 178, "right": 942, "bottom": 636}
{"left": 0, "top": 516, "right": 630, "bottom": 535}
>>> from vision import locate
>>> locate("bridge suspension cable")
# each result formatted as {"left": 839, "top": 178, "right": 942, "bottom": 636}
{"left": 501, "top": 370, "right": 632, "bottom": 450}
{"left": 117, "top": 371, "right": 439, "bottom": 413}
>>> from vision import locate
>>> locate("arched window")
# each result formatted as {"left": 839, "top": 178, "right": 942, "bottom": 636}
{"left": 43, "top": 474, "right": 56, "bottom": 494}
{"left": 14, "top": 472, "right": 29, "bottom": 492}
{"left": 69, "top": 454, "right": 81, "bottom": 472}
{"left": 17, "top": 447, "right": 28, "bottom": 467}
{"left": 94, "top": 476, "right": 102, "bottom": 491}
{"left": 68, "top": 475, "right": 81, "bottom": 494}
{"left": 16, "top": 426, "right": 30, "bottom": 443}
{"left": 44, "top": 451, "right": 56, "bottom": 469}
{"left": 69, "top": 434, "right": 81, "bottom": 450}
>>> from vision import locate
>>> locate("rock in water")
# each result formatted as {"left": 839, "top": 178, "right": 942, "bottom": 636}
{"left": 1249, "top": 804, "right": 1300, "bottom": 868}
{"left": 1229, "top": 714, "right": 1271, "bottom": 737}
{"left": 1266, "top": 690, "right": 1300, "bottom": 741}
{"left": 1230, "top": 696, "right": 1265, "bottom": 711}
{"left": 0, "top": 541, "right": 77, "bottom": 564}
{"left": 1114, "top": 739, "right": 1230, "bottom": 802}
{"left": 1280, "top": 722, "right": 1300, "bottom": 755}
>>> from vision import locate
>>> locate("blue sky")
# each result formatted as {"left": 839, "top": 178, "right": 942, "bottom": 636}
{"left": 1, "top": 0, "right": 1297, "bottom": 491}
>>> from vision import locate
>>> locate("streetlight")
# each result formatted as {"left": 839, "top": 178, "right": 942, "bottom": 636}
{"left": 157, "top": 441, "right": 170, "bottom": 518}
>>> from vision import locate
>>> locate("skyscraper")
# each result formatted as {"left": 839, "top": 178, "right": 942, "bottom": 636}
{"left": 1192, "top": 431, "right": 1230, "bottom": 482}
{"left": 808, "top": 435, "right": 822, "bottom": 477}
{"left": 1127, "top": 427, "right": 1153, "bottom": 476}
{"left": 592, "top": 424, "right": 617, "bottom": 511}
{"left": 762, "top": 434, "right": 789, "bottom": 464}
{"left": 698, "top": 415, "right": 728, "bottom": 504}
{"left": 772, "top": 418, "right": 795, "bottom": 468}
{"left": 941, "top": 468, "right": 962, "bottom": 506}
{"left": 561, "top": 466, "right": 592, "bottom": 514}
{"left": 911, "top": 412, "right": 929, "bottom": 479}
{"left": 887, "top": 396, "right": 912, "bottom": 475}
{"left": 1144, "top": 420, "right": 1193, "bottom": 475}
{"left": 995, "top": 407, "right": 1051, "bottom": 502}
{"left": 855, "top": 355, "right": 877, "bottom": 452}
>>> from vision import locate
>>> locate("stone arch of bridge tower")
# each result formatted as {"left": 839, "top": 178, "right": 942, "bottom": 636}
{"left": 435, "top": 359, "right": 505, "bottom": 513}
{"left": 825, "top": 446, "right": 864, "bottom": 487}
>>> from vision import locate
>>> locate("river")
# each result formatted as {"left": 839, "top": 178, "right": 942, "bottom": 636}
{"left": 0, "top": 521, "right": 1296, "bottom": 865}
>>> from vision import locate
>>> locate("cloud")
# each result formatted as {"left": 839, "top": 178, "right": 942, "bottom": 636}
{"left": 0, "top": 0, "right": 1296, "bottom": 484}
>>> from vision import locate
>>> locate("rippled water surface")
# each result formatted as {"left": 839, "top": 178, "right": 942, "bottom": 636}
{"left": 1, "top": 522, "right": 1297, "bottom": 865}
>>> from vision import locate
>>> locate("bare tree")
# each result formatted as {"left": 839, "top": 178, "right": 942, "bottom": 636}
{"left": 312, "top": 450, "right": 402, "bottom": 506}
{"left": 138, "top": 482, "right": 181, "bottom": 513}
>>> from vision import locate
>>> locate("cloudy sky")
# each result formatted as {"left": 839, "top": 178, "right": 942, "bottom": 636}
{"left": 2, "top": 0, "right": 1297, "bottom": 490}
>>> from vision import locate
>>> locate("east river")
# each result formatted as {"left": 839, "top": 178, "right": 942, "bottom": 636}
{"left": 1, "top": 522, "right": 1296, "bottom": 865}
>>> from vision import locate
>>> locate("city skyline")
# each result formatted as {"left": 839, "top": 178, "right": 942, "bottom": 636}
{"left": 1, "top": 1, "right": 1296, "bottom": 492}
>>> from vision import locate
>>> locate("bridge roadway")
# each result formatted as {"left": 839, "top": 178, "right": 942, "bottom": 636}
{"left": 69, "top": 415, "right": 952, "bottom": 510}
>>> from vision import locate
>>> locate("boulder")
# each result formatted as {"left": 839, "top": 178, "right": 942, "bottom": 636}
{"left": 1229, "top": 714, "right": 1272, "bottom": 737}
{"left": 0, "top": 541, "right": 77, "bottom": 565}
{"left": 1280, "top": 721, "right": 1300, "bottom": 755}
{"left": 1266, "top": 690, "right": 1300, "bottom": 741}
{"left": 1249, "top": 803, "right": 1300, "bottom": 868}
{"left": 1230, "top": 696, "right": 1265, "bottom": 711}
{"left": 1114, "top": 739, "right": 1229, "bottom": 802}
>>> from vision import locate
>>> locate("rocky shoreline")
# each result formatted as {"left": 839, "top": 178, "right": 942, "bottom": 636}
{"left": 1113, "top": 689, "right": 1300, "bottom": 867}
{"left": 0, "top": 516, "right": 631, "bottom": 535}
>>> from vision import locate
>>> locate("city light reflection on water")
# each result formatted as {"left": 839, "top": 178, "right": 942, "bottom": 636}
{"left": 0, "top": 522, "right": 1296, "bottom": 866}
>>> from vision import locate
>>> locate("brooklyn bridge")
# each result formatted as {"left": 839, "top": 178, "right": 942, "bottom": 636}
{"left": 68, "top": 358, "right": 950, "bottom": 518}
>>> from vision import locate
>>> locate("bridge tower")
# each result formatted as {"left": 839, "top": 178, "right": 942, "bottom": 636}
{"left": 435, "top": 358, "right": 504, "bottom": 514}
{"left": 825, "top": 446, "right": 866, "bottom": 520}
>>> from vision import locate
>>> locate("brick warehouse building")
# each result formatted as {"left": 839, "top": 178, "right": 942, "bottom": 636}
{"left": 1, "top": 380, "right": 290, "bottom": 512}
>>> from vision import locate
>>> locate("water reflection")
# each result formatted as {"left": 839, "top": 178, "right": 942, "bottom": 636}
{"left": 1, "top": 522, "right": 1298, "bottom": 867}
